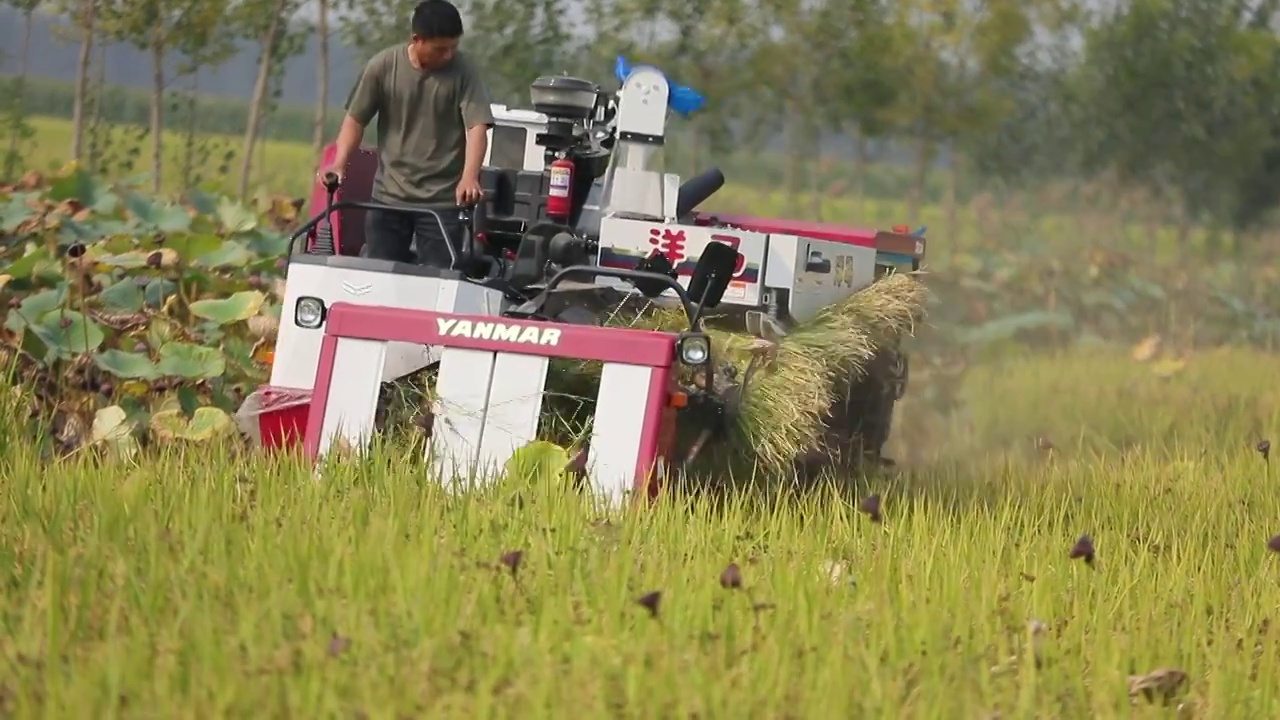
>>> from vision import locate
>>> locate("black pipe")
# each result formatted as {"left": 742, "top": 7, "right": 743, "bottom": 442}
{"left": 675, "top": 166, "right": 725, "bottom": 216}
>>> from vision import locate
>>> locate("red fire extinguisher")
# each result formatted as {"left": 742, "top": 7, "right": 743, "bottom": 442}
{"left": 547, "top": 155, "right": 574, "bottom": 221}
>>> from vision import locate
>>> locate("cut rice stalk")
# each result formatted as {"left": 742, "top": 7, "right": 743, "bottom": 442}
{"left": 539, "top": 272, "right": 930, "bottom": 474}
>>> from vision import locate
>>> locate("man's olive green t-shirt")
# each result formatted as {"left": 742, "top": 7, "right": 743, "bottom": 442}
{"left": 345, "top": 45, "right": 495, "bottom": 205}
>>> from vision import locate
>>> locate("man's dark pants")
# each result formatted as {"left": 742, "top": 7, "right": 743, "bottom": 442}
{"left": 362, "top": 206, "right": 460, "bottom": 268}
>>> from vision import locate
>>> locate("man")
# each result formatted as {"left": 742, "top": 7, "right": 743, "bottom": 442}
{"left": 321, "top": 0, "right": 494, "bottom": 266}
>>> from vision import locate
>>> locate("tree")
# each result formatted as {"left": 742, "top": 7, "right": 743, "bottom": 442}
{"left": 818, "top": 0, "right": 906, "bottom": 204}
{"left": 877, "top": 0, "right": 1046, "bottom": 221}
{"left": 335, "top": 0, "right": 404, "bottom": 61}
{"left": 453, "top": 0, "right": 575, "bottom": 106}
{"left": 2, "top": 0, "right": 41, "bottom": 179}
{"left": 98, "top": 0, "right": 211, "bottom": 191}
{"left": 233, "top": 0, "right": 305, "bottom": 198}
{"left": 1074, "top": 0, "right": 1280, "bottom": 239}
{"left": 312, "top": 0, "right": 332, "bottom": 159}
{"left": 48, "top": 0, "right": 98, "bottom": 162}
{"left": 172, "top": 0, "right": 237, "bottom": 187}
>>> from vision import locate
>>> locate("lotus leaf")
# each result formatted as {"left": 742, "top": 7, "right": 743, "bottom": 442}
{"left": 156, "top": 342, "right": 226, "bottom": 379}
{"left": 195, "top": 240, "right": 255, "bottom": 269}
{"left": 504, "top": 440, "right": 570, "bottom": 480}
{"left": 97, "top": 251, "right": 155, "bottom": 270}
{"left": 144, "top": 279, "right": 177, "bottom": 308}
{"left": 56, "top": 218, "right": 109, "bottom": 244}
{"left": 0, "top": 193, "right": 38, "bottom": 233}
{"left": 168, "top": 234, "right": 224, "bottom": 262}
{"left": 48, "top": 169, "right": 117, "bottom": 214}
{"left": 94, "top": 350, "right": 160, "bottom": 380}
{"left": 34, "top": 309, "right": 106, "bottom": 356}
{"left": 245, "top": 231, "right": 290, "bottom": 257}
{"left": 147, "top": 317, "right": 180, "bottom": 348}
{"left": 123, "top": 192, "right": 192, "bottom": 232}
{"left": 6, "top": 245, "right": 53, "bottom": 280}
{"left": 217, "top": 197, "right": 259, "bottom": 234}
{"left": 150, "top": 406, "right": 235, "bottom": 442}
{"left": 186, "top": 188, "right": 220, "bottom": 216}
{"left": 90, "top": 405, "right": 138, "bottom": 460}
{"left": 5, "top": 286, "right": 67, "bottom": 333}
{"left": 189, "top": 291, "right": 266, "bottom": 325}
{"left": 98, "top": 279, "right": 146, "bottom": 312}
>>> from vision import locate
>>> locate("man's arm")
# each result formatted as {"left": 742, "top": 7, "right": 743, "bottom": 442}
{"left": 463, "top": 125, "right": 488, "bottom": 182}
{"left": 458, "top": 58, "right": 496, "bottom": 183}
{"left": 331, "top": 55, "right": 385, "bottom": 170}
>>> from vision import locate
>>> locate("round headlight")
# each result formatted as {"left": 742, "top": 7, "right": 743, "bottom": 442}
{"left": 295, "top": 297, "right": 325, "bottom": 329}
{"left": 679, "top": 335, "right": 710, "bottom": 365}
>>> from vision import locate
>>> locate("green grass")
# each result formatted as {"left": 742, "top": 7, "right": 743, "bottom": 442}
{"left": 3, "top": 346, "right": 1278, "bottom": 717}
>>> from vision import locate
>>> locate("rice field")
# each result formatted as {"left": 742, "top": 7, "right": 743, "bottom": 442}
{"left": 2, "top": 345, "right": 1277, "bottom": 717}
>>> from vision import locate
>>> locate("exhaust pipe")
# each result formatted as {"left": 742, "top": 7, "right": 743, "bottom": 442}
{"left": 676, "top": 166, "right": 725, "bottom": 217}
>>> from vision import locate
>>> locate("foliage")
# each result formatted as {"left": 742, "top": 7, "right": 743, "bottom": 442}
{"left": 918, "top": 244, "right": 1280, "bottom": 354}
{"left": 1072, "top": 0, "right": 1280, "bottom": 231}
{"left": 0, "top": 164, "right": 297, "bottom": 455}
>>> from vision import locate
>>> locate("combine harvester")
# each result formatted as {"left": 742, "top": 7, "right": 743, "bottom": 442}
{"left": 237, "top": 58, "right": 927, "bottom": 505}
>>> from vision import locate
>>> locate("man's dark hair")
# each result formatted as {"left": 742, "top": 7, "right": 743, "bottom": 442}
{"left": 411, "top": 0, "right": 464, "bottom": 39}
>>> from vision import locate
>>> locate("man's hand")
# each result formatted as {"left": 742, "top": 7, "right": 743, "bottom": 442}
{"left": 456, "top": 175, "right": 483, "bottom": 206}
{"left": 318, "top": 164, "right": 345, "bottom": 186}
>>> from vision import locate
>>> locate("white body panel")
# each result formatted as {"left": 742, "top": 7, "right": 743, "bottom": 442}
{"left": 270, "top": 263, "right": 504, "bottom": 390}
{"left": 764, "top": 235, "right": 878, "bottom": 324}
{"left": 314, "top": 338, "right": 387, "bottom": 455}
{"left": 310, "top": 332, "right": 670, "bottom": 509}
{"left": 596, "top": 217, "right": 769, "bottom": 306}
{"left": 601, "top": 66, "right": 671, "bottom": 220}
{"left": 486, "top": 104, "right": 548, "bottom": 172}
{"left": 614, "top": 66, "right": 669, "bottom": 139}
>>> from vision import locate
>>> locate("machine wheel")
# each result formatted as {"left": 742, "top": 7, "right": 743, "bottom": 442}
{"left": 799, "top": 348, "right": 907, "bottom": 477}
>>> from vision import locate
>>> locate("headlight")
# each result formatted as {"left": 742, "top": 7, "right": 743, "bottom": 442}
{"left": 677, "top": 333, "right": 710, "bottom": 366}
{"left": 295, "top": 297, "right": 326, "bottom": 328}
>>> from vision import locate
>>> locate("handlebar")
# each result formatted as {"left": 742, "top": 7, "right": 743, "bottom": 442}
{"left": 288, "top": 200, "right": 468, "bottom": 268}
{"left": 539, "top": 265, "right": 699, "bottom": 329}
{"left": 290, "top": 175, "right": 494, "bottom": 271}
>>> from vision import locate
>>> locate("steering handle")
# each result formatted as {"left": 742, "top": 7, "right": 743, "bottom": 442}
{"left": 321, "top": 172, "right": 341, "bottom": 192}
{"left": 289, "top": 198, "right": 495, "bottom": 271}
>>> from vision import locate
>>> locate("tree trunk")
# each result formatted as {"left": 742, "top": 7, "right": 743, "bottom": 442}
{"left": 239, "top": 3, "right": 285, "bottom": 199}
{"left": 88, "top": 43, "right": 106, "bottom": 173}
{"left": 148, "top": 27, "right": 166, "bottom": 193}
{"left": 70, "top": 0, "right": 96, "bottom": 162}
{"left": 312, "top": 0, "right": 330, "bottom": 160}
{"left": 783, "top": 101, "right": 801, "bottom": 213}
{"left": 908, "top": 136, "right": 932, "bottom": 224}
{"left": 19, "top": 10, "right": 32, "bottom": 78}
{"left": 944, "top": 148, "right": 959, "bottom": 254}
{"left": 852, "top": 127, "right": 868, "bottom": 213}
{"left": 181, "top": 75, "right": 199, "bottom": 188}
{"left": 809, "top": 128, "right": 822, "bottom": 221}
